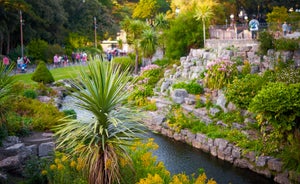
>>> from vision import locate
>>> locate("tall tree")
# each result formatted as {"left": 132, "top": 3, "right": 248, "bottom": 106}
{"left": 121, "top": 17, "right": 149, "bottom": 74}
{"left": 54, "top": 60, "right": 144, "bottom": 184}
{"left": 194, "top": 0, "right": 218, "bottom": 46}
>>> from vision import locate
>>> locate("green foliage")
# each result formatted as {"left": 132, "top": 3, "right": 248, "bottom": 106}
{"left": 258, "top": 31, "right": 275, "bottom": 55}
{"left": 129, "top": 85, "right": 154, "bottom": 106}
{"left": 139, "top": 66, "right": 163, "bottom": 87}
{"left": 274, "top": 38, "right": 300, "bottom": 51}
{"left": 45, "top": 44, "right": 65, "bottom": 63}
{"left": 62, "top": 109, "right": 77, "bottom": 119}
{"left": 172, "top": 80, "right": 204, "bottom": 94}
{"left": 275, "top": 67, "right": 300, "bottom": 84}
{"left": 27, "top": 39, "right": 49, "bottom": 61}
{"left": 266, "top": 6, "right": 289, "bottom": 31}
{"left": 165, "top": 11, "right": 203, "bottom": 59}
{"left": 279, "top": 132, "right": 300, "bottom": 173}
{"left": 23, "top": 156, "right": 48, "bottom": 184}
{"left": 225, "top": 74, "right": 266, "bottom": 109}
{"left": 153, "top": 58, "right": 171, "bottom": 67}
{"left": 6, "top": 112, "right": 32, "bottom": 137}
{"left": 12, "top": 97, "right": 65, "bottom": 131}
{"left": 113, "top": 56, "right": 135, "bottom": 71}
{"left": 31, "top": 61, "right": 55, "bottom": 84}
{"left": 249, "top": 82, "right": 300, "bottom": 146}
{"left": 43, "top": 152, "right": 87, "bottom": 184}
{"left": 204, "top": 59, "right": 238, "bottom": 90}
{"left": 23, "top": 89, "right": 38, "bottom": 99}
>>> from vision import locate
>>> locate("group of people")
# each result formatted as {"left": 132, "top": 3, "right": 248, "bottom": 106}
{"left": 53, "top": 52, "right": 88, "bottom": 68}
{"left": 282, "top": 22, "right": 292, "bottom": 36}
{"left": 2, "top": 55, "right": 30, "bottom": 73}
{"left": 248, "top": 15, "right": 293, "bottom": 39}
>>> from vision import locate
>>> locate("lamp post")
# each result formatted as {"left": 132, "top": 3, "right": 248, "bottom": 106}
{"left": 230, "top": 14, "right": 234, "bottom": 28}
{"left": 94, "top": 17, "right": 97, "bottom": 48}
{"left": 19, "top": 10, "right": 24, "bottom": 58}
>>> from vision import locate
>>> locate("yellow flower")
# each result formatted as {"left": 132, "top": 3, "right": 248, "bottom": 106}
{"left": 61, "top": 155, "right": 68, "bottom": 162}
{"left": 57, "top": 163, "right": 64, "bottom": 170}
{"left": 50, "top": 164, "right": 56, "bottom": 170}
{"left": 70, "top": 161, "right": 76, "bottom": 168}
{"left": 207, "top": 179, "right": 217, "bottom": 184}
{"left": 120, "top": 158, "right": 127, "bottom": 167}
{"left": 41, "top": 170, "right": 47, "bottom": 175}
{"left": 54, "top": 158, "right": 60, "bottom": 164}
{"left": 105, "top": 159, "right": 112, "bottom": 170}
{"left": 195, "top": 173, "right": 207, "bottom": 184}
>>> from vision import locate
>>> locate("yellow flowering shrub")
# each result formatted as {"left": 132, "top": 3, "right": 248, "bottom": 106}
{"left": 44, "top": 152, "right": 87, "bottom": 184}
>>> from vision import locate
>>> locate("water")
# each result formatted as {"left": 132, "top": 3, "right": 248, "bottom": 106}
{"left": 61, "top": 96, "right": 275, "bottom": 184}
{"left": 148, "top": 132, "right": 275, "bottom": 184}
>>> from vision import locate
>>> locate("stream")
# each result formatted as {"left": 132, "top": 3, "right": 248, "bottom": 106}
{"left": 61, "top": 96, "right": 275, "bottom": 184}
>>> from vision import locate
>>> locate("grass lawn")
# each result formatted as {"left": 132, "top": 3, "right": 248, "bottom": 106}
{"left": 14, "top": 65, "right": 88, "bottom": 85}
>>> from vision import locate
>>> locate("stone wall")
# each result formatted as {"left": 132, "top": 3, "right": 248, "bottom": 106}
{"left": 143, "top": 98, "right": 300, "bottom": 184}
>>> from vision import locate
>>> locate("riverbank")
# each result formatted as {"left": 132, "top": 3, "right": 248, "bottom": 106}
{"left": 142, "top": 96, "right": 299, "bottom": 184}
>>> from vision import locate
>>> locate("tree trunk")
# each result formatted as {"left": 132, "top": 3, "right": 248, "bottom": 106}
{"left": 134, "top": 48, "right": 139, "bottom": 74}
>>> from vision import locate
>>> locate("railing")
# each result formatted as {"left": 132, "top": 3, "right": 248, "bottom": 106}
{"left": 209, "top": 21, "right": 300, "bottom": 40}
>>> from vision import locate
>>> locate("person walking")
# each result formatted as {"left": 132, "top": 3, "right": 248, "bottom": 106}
{"left": 282, "top": 22, "right": 288, "bottom": 36}
{"left": 3, "top": 56, "right": 10, "bottom": 72}
{"left": 249, "top": 15, "right": 259, "bottom": 40}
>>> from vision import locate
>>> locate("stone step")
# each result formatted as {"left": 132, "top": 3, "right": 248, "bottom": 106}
{"left": 22, "top": 137, "right": 53, "bottom": 146}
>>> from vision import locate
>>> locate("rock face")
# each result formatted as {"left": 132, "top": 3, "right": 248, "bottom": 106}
{"left": 0, "top": 133, "right": 55, "bottom": 181}
{"left": 147, "top": 46, "right": 300, "bottom": 184}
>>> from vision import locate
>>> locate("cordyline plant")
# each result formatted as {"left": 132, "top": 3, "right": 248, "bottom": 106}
{"left": 54, "top": 60, "right": 145, "bottom": 184}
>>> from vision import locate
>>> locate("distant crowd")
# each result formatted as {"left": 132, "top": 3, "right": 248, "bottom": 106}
{"left": 53, "top": 52, "right": 88, "bottom": 68}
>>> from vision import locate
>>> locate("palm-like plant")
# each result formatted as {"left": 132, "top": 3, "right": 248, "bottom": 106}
{"left": 194, "top": 0, "right": 218, "bottom": 46}
{"left": 54, "top": 60, "right": 144, "bottom": 184}
{"left": 140, "top": 29, "right": 157, "bottom": 65}
{"left": 0, "top": 62, "right": 15, "bottom": 121}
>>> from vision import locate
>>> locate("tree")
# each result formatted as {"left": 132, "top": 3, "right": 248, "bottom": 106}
{"left": 54, "top": 60, "right": 144, "bottom": 184}
{"left": 132, "top": 0, "right": 158, "bottom": 20}
{"left": 154, "top": 13, "right": 169, "bottom": 56}
{"left": 266, "top": 6, "right": 288, "bottom": 31}
{"left": 140, "top": 29, "right": 157, "bottom": 65}
{"left": 165, "top": 11, "right": 203, "bottom": 59}
{"left": 121, "top": 17, "right": 149, "bottom": 74}
{"left": 194, "top": 0, "right": 218, "bottom": 47}
{"left": 31, "top": 61, "right": 54, "bottom": 84}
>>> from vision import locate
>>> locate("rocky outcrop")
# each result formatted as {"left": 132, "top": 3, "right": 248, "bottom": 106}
{"left": 0, "top": 133, "right": 55, "bottom": 182}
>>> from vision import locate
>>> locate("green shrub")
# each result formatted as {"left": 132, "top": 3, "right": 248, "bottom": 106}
{"left": 258, "top": 31, "right": 275, "bottom": 55}
{"left": 204, "top": 59, "right": 238, "bottom": 90}
{"left": 139, "top": 66, "right": 163, "bottom": 87}
{"left": 172, "top": 80, "right": 204, "bottom": 94}
{"left": 44, "top": 44, "right": 65, "bottom": 63}
{"left": 62, "top": 109, "right": 77, "bottom": 119}
{"left": 23, "top": 89, "right": 38, "bottom": 99}
{"left": 249, "top": 82, "right": 300, "bottom": 145}
{"left": 275, "top": 67, "right": 300, "bottom": 84}
{"left": 153, "top": 58, "right": 171, "bottom": 67}
{"left": 226, "top": 74, "right": 266, "bottom": 109}
{"left": 12, "top": 97, "right": 65, "bottom": 131}
{"left": 27, "top": 39, "right": 49, "bottom": 62}
{"left": 274, "top": 38, "right": 299, "bottom": 51}
{"left": 23, "top": 156, "right": 48, "bottom": 184}
{"left": 128, "top": 85, "right": 154, "bottom": 106}
{"left": 6, "top": 112, "right": 32, "bottom": 137}
{"left": 31, "top": 61, "right": 55, "bottom": 84}
{"left": 113, "top": 56, "right": 135, "bottom": 71}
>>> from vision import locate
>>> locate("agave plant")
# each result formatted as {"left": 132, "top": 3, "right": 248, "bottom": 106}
{"left": 0, "top": 62, "right": 15, "bottom": 121}
{"left": 54, "top": 60, "right": 145, "bottom": 184}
